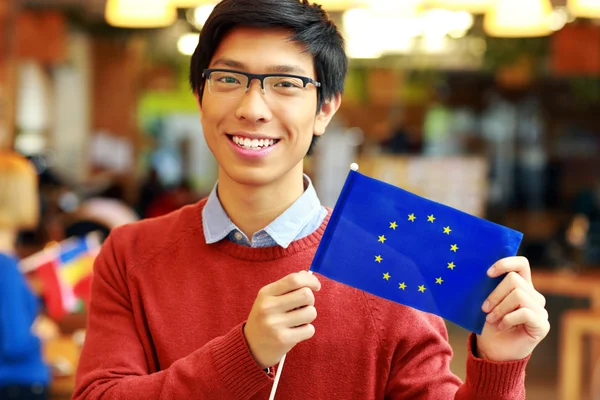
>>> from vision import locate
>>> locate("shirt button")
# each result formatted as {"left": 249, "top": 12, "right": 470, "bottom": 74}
{"left": 234, "top": 231, "right": 243, "bottom": 241}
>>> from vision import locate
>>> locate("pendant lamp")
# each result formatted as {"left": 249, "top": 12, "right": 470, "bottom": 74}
{"left": 429, "top": 0, "right": 492, "bottom": 14}
{"left": 105, "top": 0, "right": 177, "bottom": 28}
{"left": 170, "top": 0, "right": 216, "bottom": 7}
{"left": 315, "top": 0, "right": 365, "bottom": 11}
{"left": 568, "top": 0, "right": 600, "bottom": 19}
{"left": 484, "top": 0, "right": 553, "bottom": 37}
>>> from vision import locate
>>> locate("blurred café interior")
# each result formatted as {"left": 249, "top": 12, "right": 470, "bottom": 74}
{"left": 0, "top": 0, "right": 599, "bottom": 398}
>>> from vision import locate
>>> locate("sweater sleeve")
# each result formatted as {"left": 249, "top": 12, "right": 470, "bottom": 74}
{"left": 383, "top": 311, "right": 529, "bottom": 399}
{"left": 73, "top": 235, "right": 273, "bottom": 400}
{"left": 454, "top": 333, "right": 529, "bottom": 399}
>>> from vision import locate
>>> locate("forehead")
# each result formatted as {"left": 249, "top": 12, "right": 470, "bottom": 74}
{"left": 210, "top": 27, "right": 315, "bottom": 76}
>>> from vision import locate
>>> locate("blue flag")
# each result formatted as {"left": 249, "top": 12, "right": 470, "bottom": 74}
{"left": 310, "top": 170, "right": 523, "bottom": 334}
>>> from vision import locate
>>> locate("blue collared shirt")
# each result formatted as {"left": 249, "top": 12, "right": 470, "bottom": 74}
{"left": 202, "top": 175, "right": 328, "bottom": 248}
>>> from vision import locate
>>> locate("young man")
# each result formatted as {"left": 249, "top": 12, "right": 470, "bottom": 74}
{"left": 74, "top": 0, "right": 550, "bottom": 398}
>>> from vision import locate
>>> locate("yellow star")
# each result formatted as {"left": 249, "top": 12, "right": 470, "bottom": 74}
{"left": 383, "top": 272, "right": 391, "bottom": 281}
{"left": 447, "top": 262, "right": 456, "bottom": 270}
{"left": 418, "top": 285, "right": 426, "bottom": 293}
{"left": 427, "top": 214, "right": 436, "bottom": 223}
{"left": 378, "top": 235, "right": 386, "bottom": 243}
{"left": 398, "top": 282, "right": 407, "bottom": 290}
{"left": 375, "top": 255, "right": 383, "bottom": 263}
{"left": 389, "top": 221, "right": 398, "bottom": 230}
{"left": 450, "top": 244, "right": 459, "bottom": 252}
{"left": 443, "top": 226, "right": 452, "bottom": 235}
{"left": 436, "top": 277, "right": 444, "bottom": 284}
{"left": 408, "top": 213, "right": 416, "bottom": 222}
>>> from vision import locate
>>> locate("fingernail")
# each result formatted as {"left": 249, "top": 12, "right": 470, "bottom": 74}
{"left": 482, "top": 300, "right": 490, "bottom": 312}
{"left": 497, "top": 322, "right": 505, "bottom": 331}
{"left": 487, "top": 266, "right": 495, "bottom": 276}
{"left": 486, "top": 312, "right": 495, "bottom": 323}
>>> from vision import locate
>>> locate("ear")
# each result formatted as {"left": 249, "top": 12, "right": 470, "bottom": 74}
{"left": 194, "top": 91, "right": 203, "bottom": 114}
{"left": 314, "top": 93, "right": 341, "bottom": 136}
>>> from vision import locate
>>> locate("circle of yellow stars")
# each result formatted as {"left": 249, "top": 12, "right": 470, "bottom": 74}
{"left": 373, "top": 212, "right": 459, "bottom": 295}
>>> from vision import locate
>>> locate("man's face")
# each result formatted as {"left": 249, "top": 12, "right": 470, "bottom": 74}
{"left": 198, "top": 27, "right": 338, "bottom": 189}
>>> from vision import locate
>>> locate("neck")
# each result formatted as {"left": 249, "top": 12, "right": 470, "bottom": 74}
{"left": 217, "top": 166, "right": 305, "bottom": 239}
{"left": 0, "top": 229, "right": 16, "bottom": 255}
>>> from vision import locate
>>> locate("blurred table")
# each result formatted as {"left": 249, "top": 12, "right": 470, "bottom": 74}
{"left": 43, "top": 336, "right": 81, "bottom": 400}
{"left": 532, "top": 269, "right": 600, "bottom": 309}
{"left": 532, "top": 269, "right": 600, "bottom": 400}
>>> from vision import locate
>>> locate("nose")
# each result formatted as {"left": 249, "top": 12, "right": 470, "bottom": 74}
{"left": 234, "top": 79, "right": 272, "bottom": 123}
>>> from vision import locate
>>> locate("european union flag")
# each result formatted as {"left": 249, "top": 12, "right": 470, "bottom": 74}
{"left": 310, "top": 170, "right": 523, "bottom": 334}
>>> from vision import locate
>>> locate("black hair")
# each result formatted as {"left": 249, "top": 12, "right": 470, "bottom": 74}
{"left": 189, "top": 0, "right": 348, "bottom": 155}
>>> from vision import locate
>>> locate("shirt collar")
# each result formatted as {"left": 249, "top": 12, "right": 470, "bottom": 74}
{"left": 202, "top": 175, "right": 322, "bottom": 248}
{"left": 202, "top": 185, "right": 238, "bottom": 244}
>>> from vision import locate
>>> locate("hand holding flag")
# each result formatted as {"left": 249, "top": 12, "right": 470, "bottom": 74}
{"left": 478, "top": 256, "right": 549, "bottom": 361}
{"left": 243, "top": 270, "right": 320, "bottom": 369}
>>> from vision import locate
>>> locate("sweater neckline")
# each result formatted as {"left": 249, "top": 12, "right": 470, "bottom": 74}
{"left": 194, "top": 198, "right": 330, "bottom": 262}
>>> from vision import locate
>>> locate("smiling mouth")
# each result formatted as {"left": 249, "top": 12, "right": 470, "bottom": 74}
{"left": 227, "top": 134, "right": 280, "bottom": 150}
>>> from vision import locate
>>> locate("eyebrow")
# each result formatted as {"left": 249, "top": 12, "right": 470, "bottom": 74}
{"left": 211, "top": 58, "right": 307, "bottom": 75}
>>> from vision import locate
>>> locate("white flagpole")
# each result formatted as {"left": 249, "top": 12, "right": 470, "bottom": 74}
{"left": 268, "top": 353, "right": 287, "bottom": 400}
{"left": 268, "top": 220, "right": 347, "bottom": 399}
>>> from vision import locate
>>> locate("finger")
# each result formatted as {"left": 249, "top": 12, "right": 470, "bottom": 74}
{"left": 275, "top": 286, "right": 316, "bottom": 313}
{"left": 498, "top": 308, "right": 551, "bottom": 338}
{"left": 487, "top": 256, "right": 531, "bottom": 283}
{"left": 482, "top": 271, "right": 529, "bottom": 313}
{"left": 486, "top": 287, "right": 549, "bottom": 324}
{"left": 284, "top": 305, "right": 318, "bottom": 328}
{"left": 287, "top": 323, "right": 316, "bottom": 343}
{"left": 532, "top": 290, "right": 546, "bottom": 309}
{"left": 262, "top": 271, "right": 321, "bottom": 296}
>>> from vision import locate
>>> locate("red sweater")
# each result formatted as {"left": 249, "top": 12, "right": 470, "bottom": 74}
{"left": 74, "top": 199, "right": 529, "bottom": 400}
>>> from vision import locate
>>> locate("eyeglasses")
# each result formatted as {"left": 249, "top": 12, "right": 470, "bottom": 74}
{"left": 202, "top": 69, "right": 321, "bottom": 102}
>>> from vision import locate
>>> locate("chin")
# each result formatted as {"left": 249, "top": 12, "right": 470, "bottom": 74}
{"left": 223, "top": 164, "right": 281, "bottom": 187}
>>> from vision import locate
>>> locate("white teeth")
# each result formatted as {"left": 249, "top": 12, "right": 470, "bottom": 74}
{"left": 231, "top": 135, "right": 277, "bottom": 150}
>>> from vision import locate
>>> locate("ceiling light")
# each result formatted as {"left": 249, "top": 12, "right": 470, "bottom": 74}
{"left": 194, "top": 4, "right": 215, "bottom": 26}
{"left": 484, "top": 0, "right": 553, "bottom": 37}
{"left": 177, "top": 33, "right": 199, "bottom": 55}
{"left": 105, "top": 0, "right": 177, "bottom": 28}
{"left": 428, "top": 0, "right": 492, "bottom": 14}
{"left": 568, "top": 0, "right": 600, "bottom": 19}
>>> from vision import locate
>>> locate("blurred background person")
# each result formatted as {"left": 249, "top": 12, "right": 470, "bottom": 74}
{"left": 0, "top": 151, "right": 50, "bottom": 400}
{"left": 566, "top": 177, "right": 600, "bottom": 266}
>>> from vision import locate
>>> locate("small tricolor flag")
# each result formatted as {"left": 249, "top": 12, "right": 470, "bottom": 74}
{"left": 20, "top": 232, "right": 102, "bottom": 320}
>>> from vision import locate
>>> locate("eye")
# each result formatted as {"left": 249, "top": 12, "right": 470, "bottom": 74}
{"left": 211, "top": 72, "right": 243, "bottom": 85}
{"left": 217, "top": 76, "right": 240, "bottom": 84}
{"left": 272, "top": 78, "right": 303, "bottom": 89}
